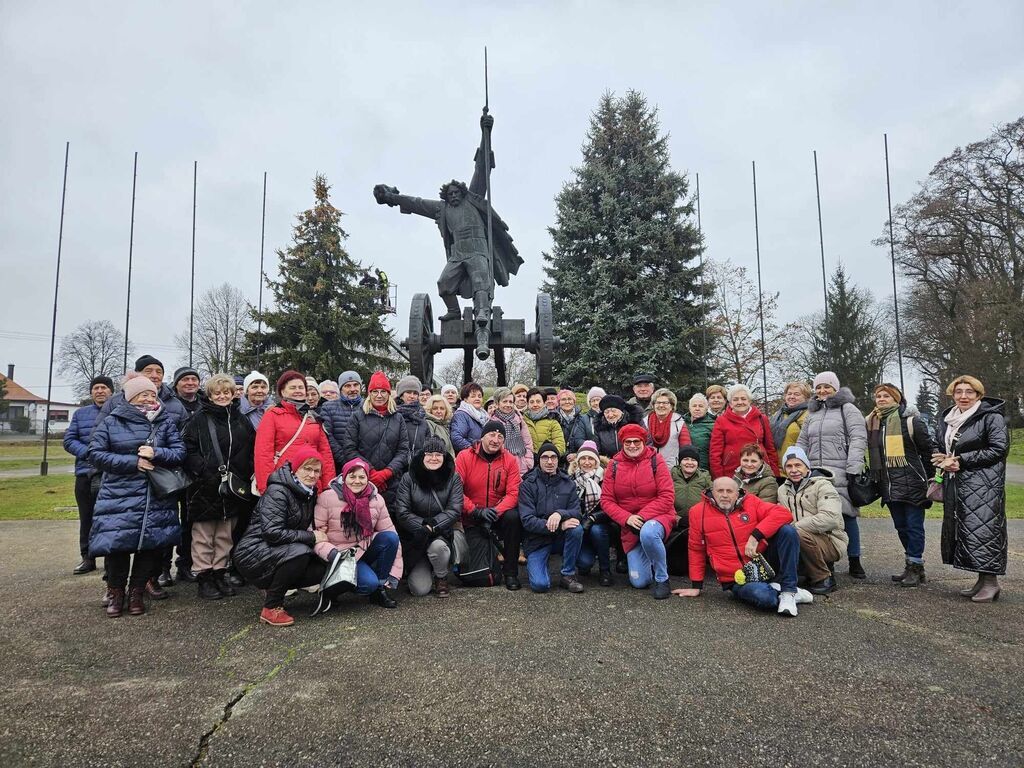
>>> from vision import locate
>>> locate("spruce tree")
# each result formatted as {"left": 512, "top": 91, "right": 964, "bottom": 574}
{"left": 542, "top": 90, "right": 710, "bottom": 394}
{"left": 239, "top": 175, "right": 399, "bottom": 380}
{"left": 915, "top": 381, "right": 937, "bottom": 419}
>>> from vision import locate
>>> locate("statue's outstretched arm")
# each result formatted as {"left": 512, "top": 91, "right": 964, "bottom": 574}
{"left": 373, "top": 184, "right": 442, "bottom": 219}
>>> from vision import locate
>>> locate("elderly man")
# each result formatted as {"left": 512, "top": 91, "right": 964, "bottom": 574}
{"left": 518, "top": 442, "right": 585, "bottom": 593}
{"left": 629, "top": 373, "right": 656, "bottom": 414}
{"left": 675, "top": 476, "right": 812, "bottom": 617}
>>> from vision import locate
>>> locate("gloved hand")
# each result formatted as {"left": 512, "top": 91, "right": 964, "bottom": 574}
{"left": 422, "top": 517, "right": 437, "bottom": 530}
{"left": 474, "top": 507, "right": 499, "bottom": 524}
{"left": 368, "top": 468, "right": 392, "bottom": 491}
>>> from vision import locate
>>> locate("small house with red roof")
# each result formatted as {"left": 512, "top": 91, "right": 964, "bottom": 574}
{"left": 0, "top": 365, "right": 81, "bottom": 434}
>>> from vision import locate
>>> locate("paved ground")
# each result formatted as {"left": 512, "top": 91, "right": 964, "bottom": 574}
{"left": 1, "top": 519, "right": 1021, "bottom": 768}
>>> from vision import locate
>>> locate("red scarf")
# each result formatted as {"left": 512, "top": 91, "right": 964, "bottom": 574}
{"left": 648, "top": 412, "right": 672, "bottom": 448}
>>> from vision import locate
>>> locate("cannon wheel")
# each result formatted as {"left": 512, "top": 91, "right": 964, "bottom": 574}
{"left": 407, "top": 293, "right": 435, "bottom": 387}
{"left": 534, "top": 293, "right": 554, "bottom": 386}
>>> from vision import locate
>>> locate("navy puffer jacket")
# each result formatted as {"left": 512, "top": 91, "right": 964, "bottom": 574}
{"left": 321, "top": 396, "right": 363, "bottom": 467}
{"left": 96, "top": 383, "right": 188, "bottom": 433}
{"left": 87, "top": 402, "right": 186, "bottom": 557}
{"left": 63, "top": 403, "right": 102, "bottom": 476}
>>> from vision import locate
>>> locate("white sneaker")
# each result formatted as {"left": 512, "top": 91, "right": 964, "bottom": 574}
{"left": 795, "top": 587, "right": 814, "bottom": 604}
{"left": 777, "top": 591, "right": 798, "bottom": 617}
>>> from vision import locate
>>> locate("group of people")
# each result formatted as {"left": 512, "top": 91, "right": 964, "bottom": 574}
{"left": 64, "top": 356, "right": 1009, "bottom": 626}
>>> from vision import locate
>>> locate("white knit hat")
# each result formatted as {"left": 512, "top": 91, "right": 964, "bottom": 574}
{"left": 242, "top": 371, "right": 269, "bottom": 394}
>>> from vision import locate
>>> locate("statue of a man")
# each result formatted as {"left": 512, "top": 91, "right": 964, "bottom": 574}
{"left": 374, "top": 114, "right": 522, "bottom": 358}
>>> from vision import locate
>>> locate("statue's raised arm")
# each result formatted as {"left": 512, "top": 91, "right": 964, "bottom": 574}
{"left": 469, "top": 113, "right": 494, "bottom": 197}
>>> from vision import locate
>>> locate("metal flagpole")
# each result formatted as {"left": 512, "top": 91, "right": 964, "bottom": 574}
{"left": 884, "top": 134, "right": 905, "bottom": 391}
{"left": 696, "top": 172, "right": 708, "bottom": 389}
{"left": 752, "top": 161, "right": 768, "bottom": 403}
{"left": 41, "top": 141, "right": 70, "bottom": 477}
{"left": 255, "top": 171, "right": 267, "bottom": 369}
{"left": 814, "top": 150, "right": 829, "bottom": 325}
{"left": 189, "top": 160, "right": 197, "bottom": 366}
{"left": 123, "top": 151, "right": 138, "bottom": 373}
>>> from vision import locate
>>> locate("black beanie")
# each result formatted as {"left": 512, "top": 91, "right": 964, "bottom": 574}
{"left": 481, "top": 419, "right": 505, "bottom": 438}
{"left": 173, "top": 366, "right": 200, "bottom": 387}
{"left": 423, "top": 436, "right": 447, "bottom": 455}
{"left": 679, "top": 445, "right": 700, "bottom": 462}
{"left": 89, "top": 375, "right": 114, "bottom": 392}
{"left": 537, "top": 441, "right": 561, "bottom": 458}
{"left": 134, "top": 354, "right": 163, "bottom": 373}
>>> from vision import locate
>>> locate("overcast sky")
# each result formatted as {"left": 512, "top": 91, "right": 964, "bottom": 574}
{"left": 2, "top": 1, "right": 1022, "bottom": 400}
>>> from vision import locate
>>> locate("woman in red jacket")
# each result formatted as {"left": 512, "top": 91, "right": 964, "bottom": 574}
{"left": 599, "top": 423, "right": 676, "bottom": 599}
{"left": 709, "top": 384, "right": 779, "bottom": 479}
{"left": 254, "top": 370, "right": 336, "bottom": 494}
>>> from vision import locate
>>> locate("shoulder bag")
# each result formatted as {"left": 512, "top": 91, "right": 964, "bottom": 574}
{"left": 146, "top": 426, "right": 190, "bottom": 499}
{"left": 207, "top": 417, "right": 251, "bottom": 501}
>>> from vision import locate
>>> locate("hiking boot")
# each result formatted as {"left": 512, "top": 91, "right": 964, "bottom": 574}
{"left": 891, "top": 559, "right": 911, "bottom": 582}
{"left": 900, "top": 562, "right": 926, "bottom": 588}
{"left": 197, "top": 573, "right": 223, "bottom": 600}
{"left": 370, "top": 586, "right": 398, "bottom": 609}
{"left": 777, "top": 591, "right": 798, "bottom": 617}
{"left": 106, "top": 587, "right": 125, "bottom": 618}
{"left": 559, "top": 575, "right": 585, "bottom": 593}
{"left": 213, "top": 570, "right": 237, "bottom": 597}
{"left": 504, "top": 574, "right": 522, "bottom": 591}
{"left": 615, "top": 558, "right": 628, "bottom": 575}
{"left": 434, "top": 577, "right": 450, "bottom": 598}
{"left": 145, "top": 578, "right": 169, "bottom": 600}
{"left": 599, "top": 570, "right": 613, "bottom": 587}
{"left": 652, "top": 580, "right": 671, "bottom": 600}
{"left": 73, "top": 557, "right": 96, "bottom": 575}
{"left": 127, "top": 586, "right": 146, "bottom": 616}
{"left": 260, "top": 607, "right": 294, "bottom": 627}
{"left": 848, "top": 557, "right": 866, "bottom": 579}
{"left": 157, "top": 568, "right": 174, "bottom": 588}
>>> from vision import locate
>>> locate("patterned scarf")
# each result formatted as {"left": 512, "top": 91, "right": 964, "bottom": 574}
{"left": 334, "top": 479, "right": 373, "bottom": 539}
{"left": 457, "top": 399, "right": 490, "bottom": 426}
{"left": 573, "top": 466, "right": 604, "bottom": 516}
{"left": 494, "top": 409, "right": 526, "bottom": 456}
{"left": 866, "top": 404, "right": 906, "bottom": 472}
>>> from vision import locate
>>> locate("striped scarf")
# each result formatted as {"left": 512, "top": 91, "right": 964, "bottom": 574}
{"left": 866, "top": 405, "right": 906, "bottom": 470}
{"left": 494, "top": 409, "right": 526, "bottom": 456}
{"left": 573, "top": 467, "right": 604, "bottom": 516}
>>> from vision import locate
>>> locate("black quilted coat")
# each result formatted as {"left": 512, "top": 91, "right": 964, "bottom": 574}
{"left": 182, "top": 400, "right": 256, "bottom": 523}
{"left": 394, "top": 450, "right": 464, "bottom": 571}
{"left": 934, "top": 397, "right": 1008, "bottom": 575}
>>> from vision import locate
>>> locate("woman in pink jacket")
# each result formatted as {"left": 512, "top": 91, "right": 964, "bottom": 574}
{"left": 312, "top": 458, "right": 403, "bottom": 611}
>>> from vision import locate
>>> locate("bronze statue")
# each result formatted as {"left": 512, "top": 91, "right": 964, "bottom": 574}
{"left": 374, "top": 113, "right": 522, "bottom": 359}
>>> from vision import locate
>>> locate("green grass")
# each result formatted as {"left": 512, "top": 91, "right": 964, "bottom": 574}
{"left": 0, "top": 475, "right": 77, "bottom": 520}
{"left": 1008, "top": 428, "right": 1024, "bottom": 465}
{"left": 859, "top": 483, "right": 1024, "bottom": 519}
{"left": 0, "top": 441, "right": 74, "bottom": 471}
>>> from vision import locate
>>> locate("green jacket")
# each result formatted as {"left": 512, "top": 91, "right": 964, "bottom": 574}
{"left": 777, "top": 468, "right": 849, "bottom": 556}
{"left": 525, "top": 412, "right": 566, "bottom": 456}
{"left": 671, "top": 466, "right": 712, "bottom": 519}
{"left": 733, "top": 465, "right": 779, "bottom": 503}
{"left": 683, "top": 413, "right": 716, "bottom": 470}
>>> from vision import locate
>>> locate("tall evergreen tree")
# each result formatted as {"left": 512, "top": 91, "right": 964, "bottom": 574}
{"left": 915, "top": 381, "right": 937, "bottom": 418}
{"left": 238, "top": 175, "right": 399, "bottom": 380}
{"left": 795, "top": 264, "right": 896, "bottom": 406}
{"left": 542, "top": 90, "right": 710, "bottom": 393}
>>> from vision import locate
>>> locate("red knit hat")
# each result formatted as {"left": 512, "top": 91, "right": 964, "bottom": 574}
{"left": 288, "top": 445, "right": 322, "bottom": 471}
{"left": 368, "top": 371, "right": 391, "bottom": 392}
{"left": 276, "top": 369, "right": 306, "bottom": 396}
{"left": 617, "top": 423, "right": 649, "bottom": 444}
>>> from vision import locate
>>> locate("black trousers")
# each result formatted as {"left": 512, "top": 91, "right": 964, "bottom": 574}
{"left": 496, "top": 508, "right": 522, "bottom": 577}
{"left": 264, "top": 553, "right": 326, "bottom": 609}
{"left": 162, "top": 498, "right": 193, "bottom": 573}
{"left": 74, "top": 474, "right": 98, "bottom": 558}
{"left": 106, "top": 549, "right": 162, "bottom": 589}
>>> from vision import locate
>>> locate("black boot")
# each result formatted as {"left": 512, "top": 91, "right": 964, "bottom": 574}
{"left": 73, "top": 557, "right": 96, "bottom": 575}
{"left": 900, "top": 562, "right": 926, "bottom": 588}
{"left": 438, "top": 295, "right": 461, "bottom": 322}
{"left": 615, "top": 557, "right": 628, "bottom": 575}
{"left": 157, "top": 568, "right": 174, "bottom": 588}
{"left": 213, "top": 569, "right": 237, "bottom": 597}
{"left": 848, "top": 556, "right": 866, "bottom": 579}
{"left": 370, "top": 586, "right": 397, "bottom": 609}
{"left": 197, "top": 572, "right": 223, "bottom": 600}
{"left": 473, "top": 290, "right": 491, "bottom": 327}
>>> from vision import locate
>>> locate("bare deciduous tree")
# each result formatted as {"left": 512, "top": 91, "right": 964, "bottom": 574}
{"left": 58, "top": 320, "right": 132, "bottom": 399}
{"left": 175, "top": 283, "right": 254, "bottom": 376}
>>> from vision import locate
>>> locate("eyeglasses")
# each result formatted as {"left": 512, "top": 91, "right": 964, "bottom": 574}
{"left": 539, "top": 455, "right": 559, "bottom": 462}
{"left": 369, "top": 389, "right": 389, "bottom": 396}
{"left": 622, "top": 439, "right": 644, "bottom": 446}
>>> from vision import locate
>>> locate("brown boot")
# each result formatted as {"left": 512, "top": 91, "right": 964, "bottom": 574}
{"left": 128, "top": 586, "right": 146, "bottom": 615}
{"left": 106, "top": 587, "right": 125, "bottom": 618}
{"left": 959, "top": 573, "right": 985, "bottom": 597}
{"left": 434, "top": 577, "right": 450, "bottom": 598}
{"left": 900, "top": 562, "right": 926, "bottom": 587}
{"left": 971, "top": 575, "right": 1001, "bottom": 603}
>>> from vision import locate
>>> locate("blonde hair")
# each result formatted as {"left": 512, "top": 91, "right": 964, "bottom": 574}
{"left": 706, "top": 384, "right": 727, "bottom": 398}
{"left": 652, "top": 388, "right": 677, "bottom": 409}
{"left": 362, "top": 392, "right": 397, "bottom": 414}
{"left": 946, "top": 375, "right": 985, "bottom": 398}
{"left": 783, "top": 381, "right": 812, "bottom": 399}
{"left": 205, "top": 373, "right": 234, "bottom": 396}
{"left": 424, "top": 395, "right": 452, "bottom": 421}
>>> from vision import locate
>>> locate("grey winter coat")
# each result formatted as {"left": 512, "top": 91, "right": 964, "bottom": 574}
{"left": 796, "top": 387, "right": 867, "bottom": 517}
{"left": 935, "top": 397, "right": 1008, "bottom": 575}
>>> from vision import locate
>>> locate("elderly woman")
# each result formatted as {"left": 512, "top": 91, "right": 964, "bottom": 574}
{"left": 771, "top": 381, "right": 811, "bottom": 474}
{"left": 733, "top": 443, "right": 779, "bottom": 502}
{"left": 182, "top": 374, "right": 257, "bottom": 600}
{"left": 304, "top": 377, "right": 322, "bottom": 413}
{"left": 594, "top": 394, "right": 645, "bottom": 459}
{"left": 571, "top": 441, "right": 614, "bottom": 585}
{"left": 683, "top": 393, "right": 715, "bottom": 470}
{"left": 88, "top": 374, "right": 186, "bottom": 618}
{"left": 319, "top": 380, "right": 340, "bottom": 402}
{"left": 705, "top": 384, "right": 728, "bottom": 417}
{"left": 585, "top": 386, "right": 606, "bottom": 433}
{"left": 709, "top": 384, "right": 779, "bottom": 479}
{"left": 796, "top": 371, "right": 868, "bottom": 579}
{"left": 511, "top": 383, "right": 530, "bottom": 413}
{"left": 440, "top": 384, "right": 459, "bottom": 409}
{"left": 239, "top": 371, "right": 271, "bottom": 430}
{"left": 451, "top": 381, "right": 490, "bottom": 453}
{"left": 424, "top": 395, "right": 455, "bottom": 458}
{"left": 867, "top": 383, "right": 936, "bottom": 588}
{"left": 491, "top": 387, "right": 535, "bottom": 475}
{"left": 524, "top": 387, "right": 567, "bottom": 458}
{"left": 932, "top": 376, "right": 1008, "bottom": 602}
{"left": 234, "top": 447, "right": 328, "bottom": 626}
{"left": 647, "top": 388, "right": 692, "bottom": 469}
{"left": 395, "top": 438, "right": 464, "bottom": 598}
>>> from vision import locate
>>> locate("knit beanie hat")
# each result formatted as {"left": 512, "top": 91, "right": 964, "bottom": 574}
{"left": 338, "top": 370, "right": 362, "bottom": 387}
{"left": 874, "top": 383, "right": 903, "bottom": 403}
{"left": 576, "top": 441, "right": 600, "bottom": 464}
{"left": 89, "top": 375, "right": 114, "bottom": 392}
{"left": 173, "top": 366, "right": 200, "bottom": 387}
{"left": 395, "top": 374, "right": 422, "bottom": 399}
{"left": 305, "top": 377, "right": 320, "bottom": 393}
{"left": 617, "top": 423, "right": 649, "bottom": 444}
{"left": 812, "top": 371, "right": 841, "bottom": 391}
{"left": 422, "top": 436, "right": 448, "bottom": 455}
{"left": 587, "top": 386, "right": 606, "bottom": 403}
{"left": 134, "top": 354, "right": 163, "bottom": 373}
{"left": 275, "top": 370, "right": 306, "bottom": 396}
{"left": 782, "top": 446, "right": 811, "bottom": 471}
{"left": 368, "top": 371, "right": 391, "bottom": 392}
{"left": 537, "top": 441, "right": 561, "bottom": 458}
{"left": 123, "top": 373, "right": 158, "bottom": 402}
{"left": 599, "top": 394, "right": 628, "bottom": 412}
{"left": 342, "top": 457, "right": 370, "bottom": 478}
{"left": 243, "top": 371, "right": 269, "bottom": 394}
{"left": 441, "top": 384, "right": 459, "bottom": 397}
{"left": 679, "top": 445, "right": 700, "bottom": 463}
{"left": 510, "top": 383, "right": 529, "bottom": 396}
{"left": 481, "top": 419, "right": 505, "bottom": 438}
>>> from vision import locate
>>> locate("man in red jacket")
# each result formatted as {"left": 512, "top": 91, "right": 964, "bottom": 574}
{"left": 600, "top": 423, "right": 676, "bottom": 599}
{"left": 675, "top": 477, "right": 812, "bottom": 617}
{"left": 455, "top": 419, "right": 523, "bottom": 590}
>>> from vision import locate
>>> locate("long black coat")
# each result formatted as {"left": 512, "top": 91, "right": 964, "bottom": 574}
{"left": 394, "top": 452, "right": 464, "bottom": 570}
{"left": 182, "top": 400, "right": 257, "bottom": 523}
{"left": 869, "top": 403, "right": 936, "bottom": 508}
{"left": 934, "top": 397, "right": 1009, "bottom": 574}
{"left": 594, "top": 402, "right": 645, "bottom": 458}
{"left": 233, "top": 467, "right": 317, "bottom": 588}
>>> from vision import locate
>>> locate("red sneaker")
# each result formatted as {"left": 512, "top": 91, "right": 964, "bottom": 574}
{"left": 259, "top": 607, "right": 295, "bottom": 627}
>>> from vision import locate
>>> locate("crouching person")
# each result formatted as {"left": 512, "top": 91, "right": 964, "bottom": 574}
{"left": 570, "top": 440, "right": 614, "bottom": 586}
{"left": 312, "top": 458, "right": 403, "bottom": 612}
{"left": 777, "top": 447, "right": 848, "bottom": 594}
{"left": 519, "top": 443, "right": 585, "bottom": 593}
{"left": 674, "top": 477, "right": 813, "bottom": 617}
{"left": 600, "top": 423, "right": 677, "bottom": 599}
{"left": 234, "top": 448, "right": 328, "bottom": 627}
{"left": 395, "top": 438, "right": 463, "bottom": 598}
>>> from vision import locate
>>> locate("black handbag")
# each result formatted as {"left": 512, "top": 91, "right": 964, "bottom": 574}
{"left": 847, "top": 470, "right": 880, "bottom": 507}
{"left": 207, "top": 417, "right": 252, "bottom": 502}
{"left": 145, "top": 426, "right": 190, "bottom": 499}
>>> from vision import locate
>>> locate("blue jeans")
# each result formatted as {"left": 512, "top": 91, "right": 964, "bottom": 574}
{"left": 888, "top": 502, "right": 925, "bottom": 562}
{"left": 843, "top": 514, "right": 861, "bottom": 558}
{"left": 355, "top": 530, "right": 400, "bottom": 594}
{"left": 525, "top": 526, "right": 584, "bottom": 592}
{"left": 577, "top": 523, "right": 611, "bottom": 572}
{"left": 626, "top": 521, "right": 668, "bottom": 588}
{"left": 731, "top": 523, "right": 800, "bottom": 609}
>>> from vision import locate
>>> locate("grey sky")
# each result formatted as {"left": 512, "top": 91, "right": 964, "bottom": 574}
{"left": 2, "top": 2, "right": 1022, "bottom": 399}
